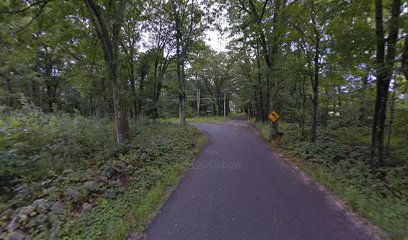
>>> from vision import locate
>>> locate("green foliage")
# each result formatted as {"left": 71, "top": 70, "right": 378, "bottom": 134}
{"left": 0, "top": 109, "right": 204, "bottom": 239}
{"left": 0, "top": 109, "right": 115, "bottom": 197}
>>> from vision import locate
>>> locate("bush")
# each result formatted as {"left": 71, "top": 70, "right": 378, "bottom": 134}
{"left": 0, "top": 110, "right": 115, "bottom": 197}
{"left": 0, "top": 109, "right": 203, "bottom": 239}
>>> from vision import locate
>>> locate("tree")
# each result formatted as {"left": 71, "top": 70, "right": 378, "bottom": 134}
{"left": 168, "top": 0, "right": 202, "bottom": 125}
{"left": 288, "top": 0, "right": 331, "bottom": 142}
{"left": 371, "top": 0, "right": 402, "bottom": 168}
{"left": 143, "top": 0, "right": 174, "bottom": 119}
{"left": 83, "top": 0, "right": 130, "bottom": 143}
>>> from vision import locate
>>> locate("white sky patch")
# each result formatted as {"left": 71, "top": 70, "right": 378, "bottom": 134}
{"left": 204, "top": 6, "right": 230, "bottom": 52}
{"left": 204, "top": 29, "right": 228, "bottom": 52}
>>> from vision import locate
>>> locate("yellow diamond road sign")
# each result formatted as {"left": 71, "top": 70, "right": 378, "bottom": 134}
{"left": 268, "top": 111, "right": 280, "bottom": 122}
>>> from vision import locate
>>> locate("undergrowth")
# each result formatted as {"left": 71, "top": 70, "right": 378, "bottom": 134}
{"left": 0, "top": 109, "right": 204, "bottom": 239}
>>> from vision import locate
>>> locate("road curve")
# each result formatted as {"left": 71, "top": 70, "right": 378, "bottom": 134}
{"left": 146, "top": 120, "right": 379, "bottom": 240}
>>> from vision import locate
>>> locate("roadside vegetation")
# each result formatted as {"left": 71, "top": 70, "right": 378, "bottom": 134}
{"left": 0, "top": 107, "right": 204, "bottom": 239}
{"left": 252, "top": 120, "right": 408, "bottom": 239}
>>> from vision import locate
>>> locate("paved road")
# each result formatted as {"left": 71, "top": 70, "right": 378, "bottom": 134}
{"left": 146, "top": 120, "right": 379, "bottom": 240}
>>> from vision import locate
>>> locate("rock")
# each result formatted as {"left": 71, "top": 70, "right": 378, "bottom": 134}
{"left": 18, "top": 214, "right": 28, "bottom": 224}
{"left": 106, "top": 188, "right": 117, "bottom": 199}
{"left": 15, "top": 184, "right": 32, "bottom": 197}
{"left": 32, "top": 199, "right": 48, "bottom": 212}
{"left": 51, "top": 201, "right": 64, "bottom": 215}
{"left": 127, "top": 164, "right": 135, "bottom": 172}
{"left": 102, "top": 166, "right": 114, "bottom": 178}
{"left": 6, "top": 215, "right": 20, "bottom": 232}
{"left": 97, "top": 175, "right": 109, "bottom": 183}
{"left": 40, "top": 179, "right": 52, "bottom": 187}
{"left": 116, "top": 161, "right": 127, "bottom": 171}
{"left": 62, "top": 169, "right": 74, "bottom": 175}
{"left": 19, "top": 206, "right": 34, "bottom": 216}
{"left": 84, "top": 180, "right": 102, "bottom": 193}
{"left": 7, "top": 231, "right": 26, "bottom": 240}
{"left": 1, "top": 209, "right": 13, "bottom": 221}
{"left": 140, "top": 152, "right": 147, "bottom": 160}
{"left": 65, "top": 188, "right": 79, "bottom": 200}
{"left": 83, "top": 181, "right": 95, "bottom": 190}
{"left": 28, "top": 214, "right": 47, "bottom": 228}
{"left": 81, "top": 203, "right": 93, "bottom": 213}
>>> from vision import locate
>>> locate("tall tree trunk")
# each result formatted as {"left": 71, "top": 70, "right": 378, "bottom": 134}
{"left": 386, "top": 89, "right": 396, "bottom": 152}
{"left": 151, "top": 58, "right": 159, "bottom": 119}
{"left": 299, "top": 75, "right": 307, "bottom": 137}
{"left": 197, "top": 81, "right": 200, "bottom": 114}
{"left": 255, "top": 43, "right": 265, "bottom": 121}
{"left": 152, "top": 69, "right": 164, "bottom": 119}
{"left": 371, "top": 0, "right": 401, "bottom": 167}
{"left": 129, "top": 62, "right": 137, "bottom": 119}
{"left": 172, "top": 6, "right": 186, "bottom": 126}
{"left": 179, "top": 57, "right": 186, "bottom": 125}
{"left": 84, "top": 0, "right": 130, "bottom": 144}
{"left": 401, "top": 35, "right": 408, "bottom": 80}
{"left": 110, "top": 63, "right": 130, "bottom": 143}
{"left": 310, "top": 39, "right": 320, "bottom": 142}
{"left": 45, "top": 64, "right": 54, "bottom": 112}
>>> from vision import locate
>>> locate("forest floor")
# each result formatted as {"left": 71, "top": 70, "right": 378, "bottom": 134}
{"left": 0, "top": 111, "right": 206, "bottom": 239}
{"left": 252, "top": 120, "right": 408, "bottom": 239}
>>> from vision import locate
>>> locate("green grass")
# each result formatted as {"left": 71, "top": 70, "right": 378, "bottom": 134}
{"left": 251, "top": 119, "right": 408, "bottom": 240}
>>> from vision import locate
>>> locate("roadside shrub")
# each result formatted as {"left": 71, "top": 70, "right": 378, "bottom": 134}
{"left": 0, "top": 109, "right": 202, "bottom": 239}
{"left": 0, "top": 110, "right": 115, "bottom": 196}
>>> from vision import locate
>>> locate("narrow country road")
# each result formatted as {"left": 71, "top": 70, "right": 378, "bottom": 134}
{"left": 146, "top": 120, "right": 379, "bottom": 240}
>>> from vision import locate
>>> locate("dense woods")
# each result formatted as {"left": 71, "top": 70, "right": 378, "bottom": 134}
{"left": 1, "top": 0, "right": 408, "bottom": 239}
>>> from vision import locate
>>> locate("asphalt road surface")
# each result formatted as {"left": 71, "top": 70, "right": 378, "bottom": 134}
{"left": 146, "top": 120, "right": 379, "bottom": 240}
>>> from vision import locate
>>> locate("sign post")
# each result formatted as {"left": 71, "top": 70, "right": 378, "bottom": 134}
{"left": 268, "top": 111, "right": 282, "bottom": 145}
